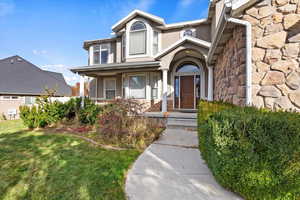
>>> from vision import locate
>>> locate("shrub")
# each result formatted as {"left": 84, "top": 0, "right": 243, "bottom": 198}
{"left": 20, "top": 106, "right": 38, "bottom": 129}
{"left": 78, "top": 98, "right": 102, "bottom": 125}
{"left": 98, "top": 99, "right": 164, "bottom": 149}
{"left": 198, "top": 102, "right": 300, "bottom": 200}
{"left": 19, "top": 97, "right": 101, "bottom": 128}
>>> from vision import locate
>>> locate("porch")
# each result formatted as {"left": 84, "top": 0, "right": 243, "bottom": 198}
{"left": 70, "top": 40, "right": 214, "bottom": 113}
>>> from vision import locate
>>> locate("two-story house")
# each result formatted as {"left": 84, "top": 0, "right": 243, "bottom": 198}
{"left": 71, "top": 0, "right": 300, "bottom": 112}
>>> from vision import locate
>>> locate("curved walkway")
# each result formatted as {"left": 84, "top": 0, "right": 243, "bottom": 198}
{"left": 125, "top": 128, "right": 243, "bottom": 200}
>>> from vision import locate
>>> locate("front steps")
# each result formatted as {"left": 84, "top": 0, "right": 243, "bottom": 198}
{"left": 144, "top": 112, "right": 198, "bottom": 130}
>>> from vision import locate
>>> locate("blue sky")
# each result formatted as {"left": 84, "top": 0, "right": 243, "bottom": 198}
{"left": 0, "top": 0, "right": 209, "bottom": 85}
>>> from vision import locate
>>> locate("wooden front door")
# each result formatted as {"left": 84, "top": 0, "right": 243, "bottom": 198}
{"left": 180, "top": 76, "right": 194, "bottom": 109}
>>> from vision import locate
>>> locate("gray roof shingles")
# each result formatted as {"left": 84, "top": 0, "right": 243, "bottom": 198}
{"left": 0, "top": 55, "right": 71, "bottom": 96}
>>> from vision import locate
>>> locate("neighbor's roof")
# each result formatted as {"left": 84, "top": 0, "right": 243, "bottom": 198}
{"left": 0, "top": 55, "right": 71, "bottom": 96}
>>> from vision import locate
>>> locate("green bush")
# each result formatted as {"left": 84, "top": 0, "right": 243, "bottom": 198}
{"left": 19, "top": 97, "right": 101, "bottom": 128}
{"left": 198, "top": 102, "right": 300, "bottom": 200}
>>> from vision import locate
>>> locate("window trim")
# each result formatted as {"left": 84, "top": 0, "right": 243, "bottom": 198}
{"left": 180, "top": 28, "right": 196, "bottom": 38}
{"left": 103, "top": 78, "right": 116, "bottom": 100}
{"left": 0, "top": 96, "right": 20, "bottom": 100}
{"left": 126, "top": 18, "right": 152, "bottom": 59}
{"left": 93, "top": 43, "right": 110, "bottom": 65}
{"left": 128, "top": 74, "right": 146, "bottom": 99}
{"left": 129, "top": 21, "right": 147, "bottom": 56}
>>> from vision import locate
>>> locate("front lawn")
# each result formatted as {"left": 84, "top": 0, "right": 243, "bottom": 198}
{"left": 0, "top": 120, "right": 139, "bottom": 200}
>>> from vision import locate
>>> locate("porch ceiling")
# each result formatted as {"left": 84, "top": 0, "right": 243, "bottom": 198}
{"left": 70, "top": 61, "right": 161, "bottom": 76}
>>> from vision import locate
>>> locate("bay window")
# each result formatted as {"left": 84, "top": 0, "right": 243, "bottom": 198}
{"left": 150, "top": 73, "right": 159, "bottom": 99}
{"left": 93, "top": 44, "right": 109, "bottom": 64}
{"left": 153, "top": 31, "right": 159, "bottom": 55}
{"left": 129, "top": 75, "right": 146, "bottom": 99}
{"left": 129, "top": 21, "right": 146, "bottom": 55}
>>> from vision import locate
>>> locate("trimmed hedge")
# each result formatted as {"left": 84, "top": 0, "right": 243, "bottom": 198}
{"left": 198, "top": 101, "right": 300, "bottom": 200}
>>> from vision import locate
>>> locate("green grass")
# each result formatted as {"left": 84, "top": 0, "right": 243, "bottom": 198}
{"left": 0, "top": 120, "right": 140, "bottom": 200}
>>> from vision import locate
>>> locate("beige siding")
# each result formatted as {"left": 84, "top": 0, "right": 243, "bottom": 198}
{"left": 115, "top": 38, "right": 122, "bottom": 63}
{"left": 0, "top": 98, "right": 24, "bottom": 119}
{"left": 161, "top": 29, "right": 181, "bottom": 50}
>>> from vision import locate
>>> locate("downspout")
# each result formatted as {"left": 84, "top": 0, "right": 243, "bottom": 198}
{"left": 226, "top": 17, "right": 252, "bottom": 106}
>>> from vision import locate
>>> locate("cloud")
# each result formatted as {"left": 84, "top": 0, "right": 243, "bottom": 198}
{"left": 179, "top": 0, "right": 195, "bottom": 7}
{"left": 0, "top": 0, "right": 14, "bottom": 17}
{"left": 119, "top": 0, "right": 155, "bottom": 17}
{"left": 33, "top": 49, "right": 48, "bottom": 55}
{"left": 40, "top": 64, "right": 80, "bottom": 86}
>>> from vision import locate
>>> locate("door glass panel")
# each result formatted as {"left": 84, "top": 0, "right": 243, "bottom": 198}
{"left": 196, "top": 75, "right": 201, "bottom": 106}
{"left": 176, "top": 64, "right": 200, "bottom": 73}
{"left": 174, "top": 76, "right": 179, "bottom": 109}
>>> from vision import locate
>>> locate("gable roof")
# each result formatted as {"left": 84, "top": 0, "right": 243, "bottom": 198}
{"left": 112, "top": 9, "right": 165, "bottom": 32}
{"left": 155, "top": 36, "right": 211, "bottom": 59}
{"left": 0, "top": 55, "right": 71, "bottom": 96}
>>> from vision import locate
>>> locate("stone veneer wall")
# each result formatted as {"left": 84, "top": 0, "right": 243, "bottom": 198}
{"left": 214, "top": 26, "right": 247, "bottom": 106}
{"left": 243, "top": 0, "right": 300, "bottom": 110}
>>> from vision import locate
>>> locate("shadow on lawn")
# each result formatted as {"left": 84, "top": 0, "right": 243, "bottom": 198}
{"left": 0, "top": 130, "right": 139, "bottom": 200}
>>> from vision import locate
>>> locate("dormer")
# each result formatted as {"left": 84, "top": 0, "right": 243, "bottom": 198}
{"left": 112, "top": 10, "right": 164, "bottom": 61}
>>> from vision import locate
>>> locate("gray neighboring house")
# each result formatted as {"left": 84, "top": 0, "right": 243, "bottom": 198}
{"left": 0, "top": 55, "right": 71, "bottom": 119}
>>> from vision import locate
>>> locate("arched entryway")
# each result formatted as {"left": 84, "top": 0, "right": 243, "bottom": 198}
{"left": 173, "top": 62, "right": 203, "bottom": 110}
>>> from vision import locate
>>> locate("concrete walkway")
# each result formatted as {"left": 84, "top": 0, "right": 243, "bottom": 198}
{"left": 125, "top": 128, "right": 243, "bottom": 200}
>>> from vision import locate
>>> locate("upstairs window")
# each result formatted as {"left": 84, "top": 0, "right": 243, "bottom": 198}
{"left": 93, "top": 44, "right": 109, "bottom": 64}
{"left": 153, "top": 31, "right": 159, "bottom": 55}
{"left": 122, "top": 34, "right": 126, "bottom": 60}
{"left": 181, "top": 29, "right": 196, "bottom": 38}
{"left": 129, "top": 21, "right": 146, "bottom": 55}
{"left": 183, "top": 29, "right": 193, "bottom": 36}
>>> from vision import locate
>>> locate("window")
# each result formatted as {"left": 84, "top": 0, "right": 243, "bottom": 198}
{"left": 93, "top": 44, "right": 109, "bottom": 64}
{"left": 153, "top": 31, "right": 159, "bottom": 55}
{"left": 150, "top": 73, "right": 159, "bottom": 99}
{"left": 25, "top": 97, "right": 35, "bottom": 105}
{"left": 176, "top": 64, "right": 200, "bottom": 73}
{"left": 122, "top": 34, "right": 126, "bottom": 60}
{"left": 1, "top": 96, "right": 19, "bottom": 100}
{"left": 104, "top": 79, "right": 116, "bottom": 99}
{"left": 183, "top": 29, "right": 193, "bottom": 37}
{"left": 129, "top": 75, "right": 146, "bottom": 99}
{"left": 93, "top": 45, "right": 100, "bottom": 64}
{"left": 129, "top": 21, "right": 146, "bottom": 55}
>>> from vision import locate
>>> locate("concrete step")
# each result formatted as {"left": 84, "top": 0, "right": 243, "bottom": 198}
{"left": 167, "top": 118, "right": 197, "bottom": 130}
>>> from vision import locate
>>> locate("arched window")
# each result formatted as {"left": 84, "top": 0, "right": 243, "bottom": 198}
{"left": 183, "top": 29, "right": 193, "bottom": 37}
{"left": 129, "top": 21, "right": 147, "bottom": 55}
{"left": 176, "top": 64, "right": 200, "bottom": 73}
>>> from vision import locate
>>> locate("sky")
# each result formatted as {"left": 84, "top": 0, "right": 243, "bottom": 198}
{"left": 0, "top": 0, "right": 210, "bottom": 86}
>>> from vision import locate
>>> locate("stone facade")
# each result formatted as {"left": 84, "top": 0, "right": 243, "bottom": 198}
{"left": 214, "top": 27, "right": 247, "bottom": 106}
{"left": 244, "top": 0, "right": 300, "bottom": 110}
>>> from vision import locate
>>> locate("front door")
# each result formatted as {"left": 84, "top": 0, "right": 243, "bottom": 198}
{"left": 180, "top": 76, "right": 194, "bottom": 109}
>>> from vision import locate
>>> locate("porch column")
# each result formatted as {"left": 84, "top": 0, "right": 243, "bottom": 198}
{"left": 208, "top": 66, "right": 214, "bottom": 101}
{"left": 162, "top": 69, "right": 168, "bottom": 112}
{"left": 80, "top": 75, "right": 85, "bottom": 107}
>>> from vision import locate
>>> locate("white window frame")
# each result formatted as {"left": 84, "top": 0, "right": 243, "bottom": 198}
{"left": 103, "top": 78, "right": 116, "bottom": 100}
{"left": 180, "top": 28, "right": 196, "bottom": 38}
{"left": 129, "top": 21, "right": 147, "bottom": 56}
{"left": 0, "top": 96, "right": 19, "bottom": 100}
{"left": 126, "top": 18, "right": 153, "bottom": 59}
{"left": 128, "top": 74, "right": 146, "bottom": 99}
{"left": 93, "top": 43, "right": 111, "bottom": 65}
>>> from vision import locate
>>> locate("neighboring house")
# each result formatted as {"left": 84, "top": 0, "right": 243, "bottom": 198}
{"left": 0, "top": 55, "right": 71, "bottom": 118}
{"left": 71, "top": 0, "right": 300, "bottom": 112}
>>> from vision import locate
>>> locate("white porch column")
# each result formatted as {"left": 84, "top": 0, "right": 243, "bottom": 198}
{"left": 162, "top": 69, "right": 168, "bottom": 112}
{"left": 80, "top": 75, "right": 85, "bottom": 107}
{"left": 208, "top": 66, "right": 214, "bottom": 101}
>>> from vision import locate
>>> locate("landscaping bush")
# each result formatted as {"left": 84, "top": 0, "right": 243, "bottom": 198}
{"left": 98, "top": 99, "right": 164, "bottom": 150}
{"left": 198, "top": 101, "right": 300, "bottom": 200}
{"left": 20, "top": 97, "right": 101, "bottom": 128}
